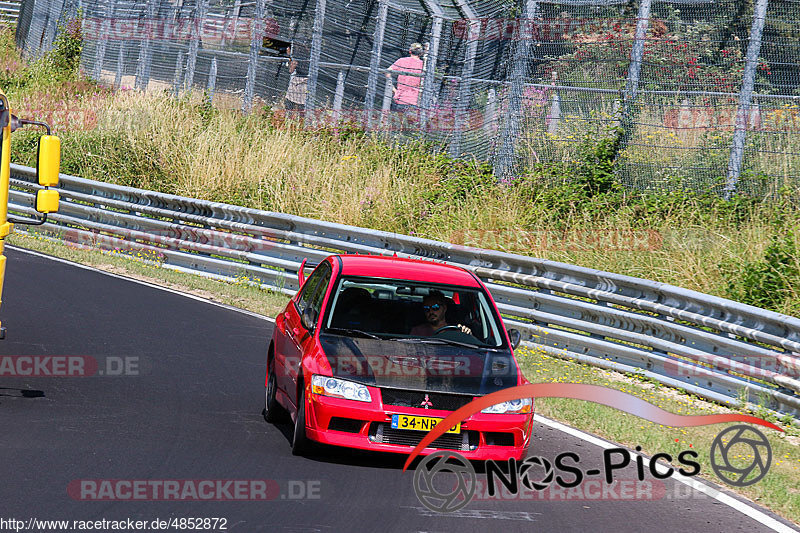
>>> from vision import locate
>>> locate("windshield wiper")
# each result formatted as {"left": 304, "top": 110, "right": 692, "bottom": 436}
{"left": 325, "top": 327, "right": 382, "bottom": 340}
{"left": 397, "top": 337, "right": 502, "bottom": 351}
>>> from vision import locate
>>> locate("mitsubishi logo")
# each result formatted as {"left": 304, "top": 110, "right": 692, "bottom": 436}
{"left": 420, "top": 394, "right": 433, "bottom": 409}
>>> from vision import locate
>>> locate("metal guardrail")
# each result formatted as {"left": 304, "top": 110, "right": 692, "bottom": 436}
{"left": 0, "top": 0, "right": 21, "bottom": 24}
{"left": 8, "top": 162, "right": 800, "bottom": 418}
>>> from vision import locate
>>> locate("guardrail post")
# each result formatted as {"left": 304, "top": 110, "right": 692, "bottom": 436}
{"left": 725, "top": 0, "right": 769, "bottom": 199}
{"left": 305, "top": 0, "right": 327, "bottom": 126}
{"left": 619, "top": 0, "right": 652, "bottom": 150}
{"left": 494, "top": 0, "right": 537, "bottom": 180}
{"left": 243, "top": 0, "right": 264, "bottom": 114}
{"left": 185, "top": 0, "right": 208, "bottom": 91}
{"left": 364, "top": 0, "right": 388, "bottom": 130}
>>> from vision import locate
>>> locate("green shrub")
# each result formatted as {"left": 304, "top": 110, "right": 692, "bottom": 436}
{"left": 724, "top": 230, "right": 800, "bottom": 312}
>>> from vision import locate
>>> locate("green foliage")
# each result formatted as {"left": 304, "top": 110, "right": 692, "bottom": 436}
{"left": 11, "top": 128, "right": 173, "bottom": 192}
{"left": 724, "top": 230, "right": 800, "bottom": 311}
{"left": 1, "top": 17, "right": 84, "bottom": 91}
{"left": 49, "top": 18, "right": 83, "bottom": 75}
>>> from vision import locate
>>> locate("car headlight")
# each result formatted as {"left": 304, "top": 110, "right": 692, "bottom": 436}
{"left": 311, "top": 374, "right": 372, "bottom": 402}
{"left": 481, "top": 398, "right": 532, "bottom": 414}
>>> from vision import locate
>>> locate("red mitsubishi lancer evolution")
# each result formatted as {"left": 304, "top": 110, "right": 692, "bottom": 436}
{"left": 263, "top": 254, "right": 533, "bottom": 460}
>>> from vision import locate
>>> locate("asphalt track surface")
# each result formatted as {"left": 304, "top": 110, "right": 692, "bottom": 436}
{"left": 1, "top": 247, "right": 797, "bottom": 532}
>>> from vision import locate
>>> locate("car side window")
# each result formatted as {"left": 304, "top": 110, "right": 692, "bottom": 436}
{"left": 296, "top": 262, "right": 331, "bottom": 316}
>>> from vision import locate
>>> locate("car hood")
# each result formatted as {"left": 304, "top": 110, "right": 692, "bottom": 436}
{"left": 318, "top": 334, "right": 519, "bottom": 396}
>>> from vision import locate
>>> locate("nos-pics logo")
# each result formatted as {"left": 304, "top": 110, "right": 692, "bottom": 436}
{"left": 413, "top": 425, "right": 773, "bottom": 513}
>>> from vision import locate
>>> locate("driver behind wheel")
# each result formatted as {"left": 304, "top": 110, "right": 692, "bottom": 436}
{"left": 410, "top": 291, "right": 472, "bottom": 337}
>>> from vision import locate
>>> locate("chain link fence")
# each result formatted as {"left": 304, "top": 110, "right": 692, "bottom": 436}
{"left": 14, "top": 0, "right": 800, "bottom": 196}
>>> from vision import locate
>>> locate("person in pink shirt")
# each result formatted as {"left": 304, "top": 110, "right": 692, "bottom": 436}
{"left": 386, "top": 43, "right": 425, "bottom": 112}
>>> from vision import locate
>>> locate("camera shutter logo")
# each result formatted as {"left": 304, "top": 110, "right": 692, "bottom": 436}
{"left": 413, "top": 451, "right": 476, "bottom": 512}
{"left": 519, "top": 456, "right": 554, "bottom": 491}
{"left": 710, "top": 425, "right": 772, "bottom": 487}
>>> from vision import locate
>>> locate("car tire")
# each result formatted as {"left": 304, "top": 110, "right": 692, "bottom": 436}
{"left": 263, "top": 360, "right": 288, "bottom": 423}
{"left": 291, "top": 388, "right": 313, "bottom": 456}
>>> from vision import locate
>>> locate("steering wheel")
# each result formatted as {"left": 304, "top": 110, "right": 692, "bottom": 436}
{"left": 433, "top": 325, "right": 462, "bottom": 335}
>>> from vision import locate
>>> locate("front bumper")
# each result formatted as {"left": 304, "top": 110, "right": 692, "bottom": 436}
{"left": 304, "top": 391, "right": 533, "bottom": 461}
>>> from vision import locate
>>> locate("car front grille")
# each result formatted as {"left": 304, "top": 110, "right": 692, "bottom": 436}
{"left": 368, "top": 422, "right": 478, "bottom": 451}
{"left": 380, "top": 388, "right": 474, "bottom": 411}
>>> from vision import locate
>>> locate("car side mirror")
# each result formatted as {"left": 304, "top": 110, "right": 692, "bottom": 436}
{"left": 507, "top": 328, "right": 522, "bottom": 349}
{"left": 301, "top": 307, "right": 317, "bottom": 332}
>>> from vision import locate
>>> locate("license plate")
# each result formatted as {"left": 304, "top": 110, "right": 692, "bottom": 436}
{"left": 391, "top": 414, "right": 460, "bottom": 434}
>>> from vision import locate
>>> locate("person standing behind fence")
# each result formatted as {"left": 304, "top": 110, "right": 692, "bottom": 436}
{"left": 285, "top": 43, "right": 310, "bottom": 115}
{"left": 386, "top": 43, "right": 424, "bottom": 112}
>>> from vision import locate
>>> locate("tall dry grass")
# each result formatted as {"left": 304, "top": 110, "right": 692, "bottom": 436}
{"left": 8, "top": 88, "right": 800, "bottom": 317}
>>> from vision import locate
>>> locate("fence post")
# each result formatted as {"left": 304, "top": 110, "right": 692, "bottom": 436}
{"left": 333, "top": 71, "right": 345, "bottom": 124}
{"left": 381, "top": 76, "right": 393, "bottom": 130}
{"left": 135, "top": 0, "right": 157, "bottom": 91}
{"left": 418, "top": 2, "right": 443, "bottom": 133}
{"left": 185, "top": 0, "right": 207, "bottom": 91}
{"left": 725, "top": 0, "right": 769, "bottom": 199}
{"left": 207, "top": 57, "right": 218, "bottom": 104}
{"left": 114, "top": 43, "right": 124, "bottom": 89}
{"left": 364, "top": 0, "right": 388, "bottom": 130}
{"left": 483, "top": 87, "right": 496, "bottom": 136}
{"left": 619, "top": 0, "right": 652, "bottom": 149}
{"left": 26, "top": 0, "right": 49, "bottom": 56}
{"left": 43, "top": 0, "right": 65, "bottom": 54}
{"left": 172, "top": 50, "right": 184, "bottom": 97}
{"left": 243, "top": 0, "right": 264, "bottom": 114}
{"left": 547, "top": 91, "right": 560, "bottom": 135}
{"left": 221, "top": 0, "right": 242, "bottom": 47}
{"left": 449, "top": 1, "right": 479, "bottom": 158}
{"left": 91, "top": 1, "right": 110, "bottom": 81}
{"left": 306, "top": 0, "right": 327, "bottom": 125}
{"left": 494, "top": 0, "right": 537, "bottom": 180}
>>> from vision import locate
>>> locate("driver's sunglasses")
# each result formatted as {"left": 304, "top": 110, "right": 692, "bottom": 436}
{"left": 422, "top": 304, "right": 442, "bottom": 311}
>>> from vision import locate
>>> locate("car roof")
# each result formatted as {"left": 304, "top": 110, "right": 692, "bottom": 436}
{"left": 332, "top": 254, "right": 482, "bottom": 287}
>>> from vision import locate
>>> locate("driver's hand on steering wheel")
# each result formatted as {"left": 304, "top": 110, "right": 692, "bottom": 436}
{"left": 458, "top": 324, "right": 472, "bottom": 335}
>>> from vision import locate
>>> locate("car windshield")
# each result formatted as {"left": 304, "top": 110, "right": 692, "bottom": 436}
{"left": 323, "top": 277, "right": 506, "bottom": 348}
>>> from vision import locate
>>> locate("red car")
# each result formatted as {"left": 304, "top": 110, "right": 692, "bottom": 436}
{"left": 263, "top": 254, "right": 534, "bottom": 460}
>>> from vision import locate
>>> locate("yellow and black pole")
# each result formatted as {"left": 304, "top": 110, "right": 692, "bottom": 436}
{"left": 0, "top": 88, "right": 61, "bottom": 339}
{"left": 0, "top": 90, "right": 13, "bottom": 338}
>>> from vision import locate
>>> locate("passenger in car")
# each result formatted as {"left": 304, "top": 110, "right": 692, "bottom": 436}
{"left": 331, "top": 287, "right": 379, "bottom": 331}
{"left": 410, "top": 291, "right": 472, "bottom": 336}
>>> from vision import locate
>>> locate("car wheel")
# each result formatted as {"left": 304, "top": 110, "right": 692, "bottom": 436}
{"left": 263, "top": 360, "right": 287, "bottom": 423}
{"left": 291, "top": 388, "right": 313, "bottom": 456}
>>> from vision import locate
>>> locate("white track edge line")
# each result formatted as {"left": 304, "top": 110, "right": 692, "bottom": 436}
{"left": 534, "top": 414, "right": 798, "bottom": 533}
{"left": 6, "top": 246, "right": 276, "bottom": 323}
